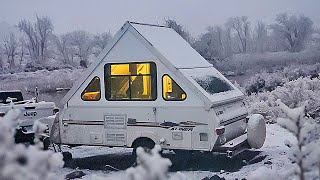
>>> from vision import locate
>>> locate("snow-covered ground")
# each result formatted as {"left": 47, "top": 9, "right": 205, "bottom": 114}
{"left": 59, "top": 124, "right": 296, "bottom": 179}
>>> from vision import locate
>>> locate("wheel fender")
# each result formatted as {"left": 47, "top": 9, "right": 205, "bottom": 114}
{"left": 128, "top": 131, "right": 158, "bottom": 147}
{"left": 247, "top": 114, "right": 266, "bottom": 149}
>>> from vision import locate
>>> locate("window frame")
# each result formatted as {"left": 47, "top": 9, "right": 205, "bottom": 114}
{"left": 104, "top": 62, "right": 157, "bottom": 101}
{"left": 81, "top": 76, "right": 101, "bottom": 101}
{"left": 162, "top": 74, "right": 187, "bottom": 101}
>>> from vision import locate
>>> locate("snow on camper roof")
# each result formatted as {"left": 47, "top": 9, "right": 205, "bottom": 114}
{"left": 131, "top": 22, "right": 212, "bottom": 69}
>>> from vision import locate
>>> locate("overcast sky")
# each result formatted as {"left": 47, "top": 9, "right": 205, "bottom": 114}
{"left": 1, "top": 0, "right": 320, "bottom": 37}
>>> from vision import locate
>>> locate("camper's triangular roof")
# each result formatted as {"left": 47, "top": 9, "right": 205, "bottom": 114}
{"left": 61, "top": 21, "right": 218, "bottom": 105}
{"left": 130, "top": 22, "right": 212, "bottom": 69}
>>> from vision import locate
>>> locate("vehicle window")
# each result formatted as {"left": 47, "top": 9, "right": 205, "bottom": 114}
{"left": 194, "top": 76, "right": 232, "bottom": 94}
{"left": 0, "top": 91, "right": 24, "bottom": 103}
{"left": 162, "top": 75, "right": 186, "bottom": 101}
{"left": 81, "top": 76, "right": 101, "bottom": 101}
{"left": 105, "top": 62, "right": 157, "bottom": 101}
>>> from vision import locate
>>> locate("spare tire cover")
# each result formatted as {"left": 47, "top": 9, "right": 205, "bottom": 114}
{"left": 247, "top": 114, "right": 266, "bottom": 149}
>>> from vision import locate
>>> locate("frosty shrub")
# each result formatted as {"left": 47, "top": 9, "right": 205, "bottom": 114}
{"left": 96, "top": 145, "right": 187, "bottom": 180}
{"left": 216, "top": 50, "right": 320, "bottom": 75}
{"left": 0, "top": 68, "right": 83, "bottom": 93}
{"left": 275, "top": 100, "right": 320, "bottom": 180}
{"left": 246, "top": 77, "right": 320, "bottom": 122}
{"left": 248, "top": 100, "right": 320, "bottom": 180}
{"left": 126, "top": 145, "right": 186, "bottom": 180}
{"left": 245, "top": 63, "right": 320, "bottom": 95}
{"left": 245, "top": 71, "right": 285, "bottom": 95}
{"left": 0, "top": 109, "right": 64, "bottom": 180}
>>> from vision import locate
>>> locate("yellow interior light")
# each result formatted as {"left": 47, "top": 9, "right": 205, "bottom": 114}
{"left": 82, "top": 92, "right": 100, "bottom": 100}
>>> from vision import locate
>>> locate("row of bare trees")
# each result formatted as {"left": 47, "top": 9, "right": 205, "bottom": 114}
{"left": 168, "top": 13, "right": 315, "bottom": 62}
{"left": 0, "top": 16, "right": 112, "bottom": 70}
{"left": 53, "top": 31, "right": 111, "bottom": 67}
{"left": 0, "top": 13, "right": 317, "bottom": 71}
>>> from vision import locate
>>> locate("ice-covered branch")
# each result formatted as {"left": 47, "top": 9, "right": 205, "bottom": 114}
{"left": 0, "top": 109, "right": 64, "bottom": 180}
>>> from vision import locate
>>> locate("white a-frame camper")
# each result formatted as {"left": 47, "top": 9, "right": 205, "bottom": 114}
{"left": 50, "top": 22, "right": 266, "bottom": 157}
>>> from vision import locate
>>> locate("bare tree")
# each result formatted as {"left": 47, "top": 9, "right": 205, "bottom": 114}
{"left": 194, "top": 26, "right": 227, "bottom": 62}
{"left": 18, "top": 16, "right": 53, "bottom": 63}
{"left": 3, "top": 32, "right": 18, "bottom": 69}
{"left": 0, "top": 52, "right": 3, "bottom": 70}
{"left": 254, "top": 21, "right": 268, "bottom": 53}
{"left": 313, "top": 29, "right": 320, "bottom": 50}
{"left": 36, "top": 16, "right": 53, "bottom": 61}
{"left": 53, "top": 34, "right": 74, "bottom": 64}
{"left": 92, "top": 32, "right": 112, "bottom": 55}
{"left": 164, "top": 18, "right": 193, "bottom": 44}
{"left": 19, "top": 37, "right": 26, "bottom": 65}
{"left": 68, "top": 30, "right": 93, "bottom": 67}
{"left": 18, "top": 19, "right": 39, "bottom": 61}
{"left": 270, "top": 13, "right": 313, "bottom": 52}
{"left": 228, "top": 16, "right": 251, "bottom": 53}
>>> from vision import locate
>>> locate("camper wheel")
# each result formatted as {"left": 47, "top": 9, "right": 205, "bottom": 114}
{"left": 42, "top": 137, "right": 50, "bottom": 150}
{"left": 62, "top": 151, "right": 73, "bottom": 162}
{"left": 131, "top": 137, "right": 155, "bottom": 158}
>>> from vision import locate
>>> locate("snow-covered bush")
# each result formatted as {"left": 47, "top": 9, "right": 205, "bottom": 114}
{"left": 248, "top": 100, "right": 320, "bottom": 180}
{"left": 244, "top": 63, "right": 320, "bottom": 95}
{"left": 0, "top": 109, "right": 64, "bottom": 180}
{"left": 93, "top": 145, "right": 187, "bottom": 180}
{"left": 0, "top": 68, "right": 83, "bottom": 93}
{"left": 275, "top": 100, "right": 320, "bottom": 180}
{"left": 246, "top": 77, "right": 320, "bottom": 122}
{"left": 245, "top": 71, "right": 285, "bottom": 95}
{"left": 126, "top": 145, "right": 187, "bottom": 180}
{"left": 216, "top": 50, "right": 320, "bottom": 74}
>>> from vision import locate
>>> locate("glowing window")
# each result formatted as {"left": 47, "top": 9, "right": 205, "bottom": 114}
{"left": 162, "top": 75, "right": 186, "bottom": 101}
{"left": 105, "top": 62, "right": 157, "bottom": 101}
{"left": 81, "top": 76, "right": 101, "bottom": 101}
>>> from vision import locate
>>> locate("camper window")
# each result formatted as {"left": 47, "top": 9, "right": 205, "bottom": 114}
{"left": 81, "top": 76, "right": 101, "bottom": 101}
{"left": 194, "top": 76, "right": 232, "bottom": 94}
{"left": 162, "top": 75, "right": 186, "bottom": 101}
{"left": 105, "top": 62, "right": 157, "bottom": 101}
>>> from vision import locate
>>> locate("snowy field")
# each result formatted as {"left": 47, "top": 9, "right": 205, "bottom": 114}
{"left": 59, "top": 124, "right": 296, "bottom": 179}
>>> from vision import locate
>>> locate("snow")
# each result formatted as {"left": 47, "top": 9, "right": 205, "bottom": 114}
{"left": 0, "top": 109, "right": 64, "bottom": 180}
{"left": 57, "top": 124, "right": 298, "bottom": 180}
{"left": 126, "top": 145, "right": 173, "bottom": 180}
{"left": 247, "top": 166, "right": 280, "bottom": 180}
{"left": 131, "top": 23, "right": 212, "bottom": 69}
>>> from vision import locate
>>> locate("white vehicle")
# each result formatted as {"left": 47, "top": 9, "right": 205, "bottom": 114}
{"left": 50, "top": 22, "right": 266, "bottom": 157}
{"left": 0, "top": 90, "right": 58, "bottom": 144}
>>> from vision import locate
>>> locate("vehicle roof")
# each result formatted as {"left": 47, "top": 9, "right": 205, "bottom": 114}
{"left": 130, "top": 22, "right": 212, "bottom": 69}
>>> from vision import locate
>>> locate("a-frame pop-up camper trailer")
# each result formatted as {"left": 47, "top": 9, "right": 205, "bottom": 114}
{"left": 50, "top": 21, "right": 266, "bottom": 157}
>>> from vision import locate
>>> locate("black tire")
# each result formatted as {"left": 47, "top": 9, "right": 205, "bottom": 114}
{"left": 62, "top": 151, "right": 73, "bottom": 162}
{"left": 172, "top": 150, "right": 193, "bottom": 170}
{"left": 132, "top": 139, "right": 155, "bottom": 159}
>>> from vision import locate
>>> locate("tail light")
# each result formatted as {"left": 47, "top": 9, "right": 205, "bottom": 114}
{"left": 0, "top": 112, "right": 5, "bottom": 117}
{"left": 215, "top": 126, "right": 225, "bottom": 135}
